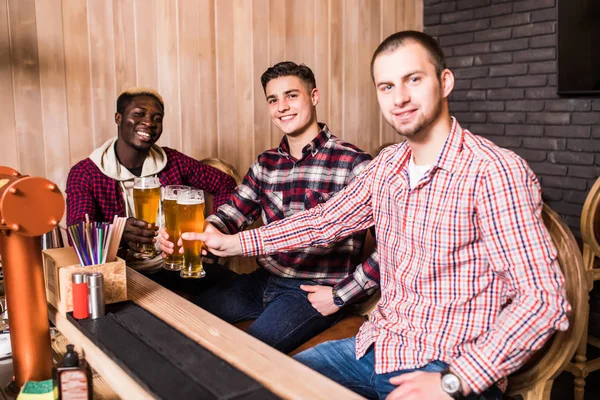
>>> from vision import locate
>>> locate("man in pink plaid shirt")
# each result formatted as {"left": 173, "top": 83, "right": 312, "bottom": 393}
{"left": 185, "top": 31, "right": 570, "bottom": 400}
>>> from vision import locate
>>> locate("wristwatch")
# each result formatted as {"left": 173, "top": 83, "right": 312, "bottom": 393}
{"left": 331, "top": 288, "right": 344, "bottom": 307}
{"left": 440, "top": 369, "right": 465, "bottom": 400}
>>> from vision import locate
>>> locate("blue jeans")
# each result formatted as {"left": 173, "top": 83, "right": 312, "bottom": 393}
{"left": 294, "top": 337, "right": 504, "bottom": 400}
{"left": 193, "top": 268, "right": 346, "bottom": 353}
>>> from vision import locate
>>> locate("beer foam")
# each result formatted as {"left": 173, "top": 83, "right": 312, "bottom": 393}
{"left": 177, "top": 199, "right": 204, "bottom": 205}
{"left": 133, "top": 184, "right": 160, "bottom": 189}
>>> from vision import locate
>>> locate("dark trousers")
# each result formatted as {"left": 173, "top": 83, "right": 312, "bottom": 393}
{"left": 193, "top": 268, "right": 346, "bottom": 353}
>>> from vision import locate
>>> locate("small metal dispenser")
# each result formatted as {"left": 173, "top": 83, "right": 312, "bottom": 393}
{"left": 0, "top": 166, "right": 65, "bottom": 389}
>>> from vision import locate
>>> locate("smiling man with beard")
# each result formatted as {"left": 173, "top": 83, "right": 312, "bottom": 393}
{"left": 65, "top": 87, "right": 237, "bottom": 277}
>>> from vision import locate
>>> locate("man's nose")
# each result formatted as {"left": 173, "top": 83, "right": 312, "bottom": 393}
{"left": 278, "top": 99, "right": 289, "bottom": 112}
{"left": 393, "top": 87, "right": 409, "bottom": 106}
{"left": 141, "top": 115, "right": 155, "bottom": 127}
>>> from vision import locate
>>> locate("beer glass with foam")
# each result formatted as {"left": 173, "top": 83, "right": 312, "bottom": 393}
{"left": 178, "top": 189, "right": 206, "bottom": 278}
{"left": 163, "top": 185, "right": 190, "bottom": 271}
{"left": 133, "top": 177, "right": 161, "bottom": 258}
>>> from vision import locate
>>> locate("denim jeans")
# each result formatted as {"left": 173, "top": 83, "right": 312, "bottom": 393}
{"left": 294, "top": 337, "right": 504, "bottom": 400}
{"left": 193, "top": 268, "right": 346, "bottom": 353}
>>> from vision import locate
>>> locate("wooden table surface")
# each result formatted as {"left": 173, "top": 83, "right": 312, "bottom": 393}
{"left": 49, "top": 267, "right": 362, "bottom": 400}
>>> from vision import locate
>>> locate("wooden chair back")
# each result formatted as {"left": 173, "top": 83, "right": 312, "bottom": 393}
{"left": 201, "top": 157, "right": 242, "bottom": 217}
{"left": 581, "top": 176, "right": 600, "bottom": 283}
{"left": 507, "top": 204, "right": 587, "bottom": 399}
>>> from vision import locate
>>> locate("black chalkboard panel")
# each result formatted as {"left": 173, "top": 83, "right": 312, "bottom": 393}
{"left": 68, "top": 301, "right": 280, "bottom": 400}
{"left": 558, "top": 0, "right": 600, "bottom": 95}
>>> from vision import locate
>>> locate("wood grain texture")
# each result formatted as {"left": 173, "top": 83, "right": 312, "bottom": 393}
{"left": 88, "top": 0, "right": 117, "bottom": 148}
{"left": 134, "top": 0, "right": 159, "bottom": 90}
{"left": 113, "top": 0, "right": 137, "bottom": 91}
{"left": 0, "top": 1, "right": 19, "bottom": 169}
{"left": 155, "top": 0, "right": 180, "bottom": 150}
{"left": 62, "top": 0, "right": 95, "bottom": 165}
{"left": 233, "top": 0, "right": 255, "bottom": 172}
{"left": 34, "top": 0, "right": 70, "bottom": 188}
{"left": 197, "top": 0, "right": 218, "bottom": 159}
{"left": 8, "top": 0, "right": 45, "bottom": 177}
{"left": 251, "top": 0, "right": 271, "bottom": 159}
{"left": 178, "top": 0, "right": 203, "bottom": 159}
{"left": 0, "top": 0, "right": 422, "bottom": 190}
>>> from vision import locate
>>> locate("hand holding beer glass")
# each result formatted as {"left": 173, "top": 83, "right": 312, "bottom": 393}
{"left": 178, "top": 189, "right": 206, "bottom": 278}
{"left": 163, "top": 185, "right": 190, "bottom": 271}
{"left": 133, "top": 177, "right": 161, "bottom": 258}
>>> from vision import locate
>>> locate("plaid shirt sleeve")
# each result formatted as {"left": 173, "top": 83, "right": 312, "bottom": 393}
{"left": 451, "top": 155, "right": 570, "bottom": 393}
{"left": 65, "top": 161, "right": 96, "bottom": 226}
{"left": 178, "top": 152, "right": 237, "bottom": 210}
{"left": 240, "top": 156, "right": 378, "bottom": 259}
{"left": 333, "top": 159, "right": 380, "bottom": 304}
{"left": 333, "top": 246, "right": 380, "bottom": 303}
{"left": 206, "top": 162, "right": 263, "bottom": 234}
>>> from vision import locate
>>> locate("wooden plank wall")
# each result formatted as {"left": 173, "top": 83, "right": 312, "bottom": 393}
{"left": 0, "top": 0, "right": 423, "bottom": 190}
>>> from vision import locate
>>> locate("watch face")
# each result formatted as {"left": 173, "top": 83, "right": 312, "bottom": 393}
{"left": 441, "top": 373, "right": 461, "bottom": 394}
{"left": 333, "top": 296, "right": 344, "bottom": 307}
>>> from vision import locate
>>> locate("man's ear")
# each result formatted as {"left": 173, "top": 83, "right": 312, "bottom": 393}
{"left": 115, "top": 112, "right": 122, "bottom": 125}
{"left": 311, "top": 87, "right": 320, "bottom": 107}
{"left": 440, "top": 69, "right": 454, "bottom": 99}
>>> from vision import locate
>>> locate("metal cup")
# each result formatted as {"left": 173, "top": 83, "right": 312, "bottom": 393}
{"left": 88, "top": 273, "right": 105, "bottom": 319}
{"left": 41, "top": 226, "right": 65, "bottom": 250}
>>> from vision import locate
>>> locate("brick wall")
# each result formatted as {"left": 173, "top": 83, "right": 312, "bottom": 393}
{"left": 424, "top": 0, "right": 600, "bottom": 238}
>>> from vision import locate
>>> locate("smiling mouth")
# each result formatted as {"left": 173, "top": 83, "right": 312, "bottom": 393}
{"left": 392, "top": 109, "right": 417, "bottom": 120}
{"left": 279, "top": 115, "right": 296, "bottom": 121}
{"left": 136, "top": 130, "right": 153, "bottom": 140}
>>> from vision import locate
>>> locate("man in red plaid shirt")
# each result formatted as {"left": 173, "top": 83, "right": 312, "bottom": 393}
{"left": 159, "top": 62, "right": 379, "bottom": 353}
{"left": 66, "top": 88, "right": 237, "bottom": 276}
{"left": 187, "top": 32, "right": 570, "bottom": 400}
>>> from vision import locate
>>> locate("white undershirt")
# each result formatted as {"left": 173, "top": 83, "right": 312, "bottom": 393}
{"left": 408, "top": 157, "right": 433, "bottom": 189}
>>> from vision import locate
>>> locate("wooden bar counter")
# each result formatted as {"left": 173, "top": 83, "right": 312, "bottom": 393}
{"left": 49, "top": 267, "right": 362, "bottom": 400}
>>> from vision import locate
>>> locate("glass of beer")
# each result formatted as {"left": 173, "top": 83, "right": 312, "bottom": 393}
{"left": 133, "top": 177, "right": 161, "bottom": 258}
{"left": 163, "top": 185, "right": 190, "bottom": 271}
{"left": 178, "top": 189, "right": 206, "bottom": 278}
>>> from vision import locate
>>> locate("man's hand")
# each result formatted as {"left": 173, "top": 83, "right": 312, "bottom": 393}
{"left": 388, "top": 371, "right": 455, "bottom": 400}
{"left": 300, "top": 285, "right": 341, "bottom": 316}
{"left": 157, "top": 228, "right": 175, "bottom": 258}
{"left": 181, "top": 223, "right": 242, "bottom": 257}
{"left": 122, "top": 217, "right": 157, "bottom": 252}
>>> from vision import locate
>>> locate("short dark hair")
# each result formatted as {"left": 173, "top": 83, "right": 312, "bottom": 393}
{"left": 116, "top": 87, "right": 164, "bottom": 114}
{"left": 260, "top": 61, "right": 317, "bottom": 93}
{"left": 370, "top": 30, "right": 447, "bottom": 81}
